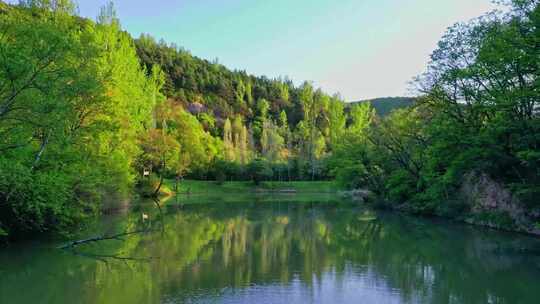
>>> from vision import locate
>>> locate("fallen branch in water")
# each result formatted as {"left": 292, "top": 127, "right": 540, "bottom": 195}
{"left": 58, "top": 229, "right": 152, "bottom": 249}
{"left": 68, "top": 250, "right": 159, "bottom": 264}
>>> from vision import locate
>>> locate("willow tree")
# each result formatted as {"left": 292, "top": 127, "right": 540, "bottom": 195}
{"left": 223, "top": 118, "right": 235, "bottom": 161}
{"left": 261, "top": 120, "right": 284, "bottom": 164}
{"left": 327, "top": 96, "right": 347, "bottom": 149}
{"left": 232, "top": 115, "right": 250, "bottom": 165}
{"left": 296, "top": 83, "right": 327, "bottom": 180}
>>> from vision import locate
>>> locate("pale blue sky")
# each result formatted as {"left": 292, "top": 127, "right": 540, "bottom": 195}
{"left": 17, "top": 0, "right": 500, "bottom": 100}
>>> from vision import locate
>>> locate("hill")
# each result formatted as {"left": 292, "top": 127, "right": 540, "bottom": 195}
{"left": 349, "top": 97, "right": 416, "bottom": 116}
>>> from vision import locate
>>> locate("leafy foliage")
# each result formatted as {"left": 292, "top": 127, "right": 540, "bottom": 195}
{"left": 0, "top": 0, "right": 355, "bottom": 239}
{"left": 134, "top": 37, "right": 351, "bottom": 181}
{"left": 0, "top": 1, "right": 160, "bottom": 238}
{"left": 331, "top": 0, "right": 540, "bottom": 222}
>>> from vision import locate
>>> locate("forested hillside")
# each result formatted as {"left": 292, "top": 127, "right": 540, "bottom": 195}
{"left": 349, "top": 97, "right": 415, "bottom": 116}
{"left": 0, "top": 0, "right": 375, "bottom": 238}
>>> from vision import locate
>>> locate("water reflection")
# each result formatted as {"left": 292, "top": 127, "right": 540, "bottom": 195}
{"left": 1, "top": 198, "right": 540, "bottom": 304}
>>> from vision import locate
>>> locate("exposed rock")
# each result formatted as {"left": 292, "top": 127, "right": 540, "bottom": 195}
{"left": 339, "top": 189, "right": 373, "bottom": 202}
{"left": 460, "top": 171, "right": 540, "bottom": 235}
{"left": 187, "top": 102, "right": 205, "bottom": 115}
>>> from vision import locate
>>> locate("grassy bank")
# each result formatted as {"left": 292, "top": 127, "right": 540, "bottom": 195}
{"left": 165, "top": 180, "right": 340, "bottom": 195}
{"left": 157, "top": 180, "right": 342, "bottom": 205}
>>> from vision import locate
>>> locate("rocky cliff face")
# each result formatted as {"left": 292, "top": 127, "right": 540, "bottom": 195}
{"left": 460, "top": 172, "right": 540, "bottom": 235}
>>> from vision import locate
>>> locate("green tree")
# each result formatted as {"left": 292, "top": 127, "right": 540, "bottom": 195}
{"left": 261, "top": 120, "right": 285, "bottom": 164}
{"left": 223, "top": 118, "right": 235, "bottom": 161}
{"left": 0, "top": 1, "right": 165, "bottom": 237}
{"left": 327, "top": 96, "right": 346, "bottom": 148}
{"left": 247, "top": 158, "right": 273, "bottom": 185}
{"left": 414, "top": 0, "right": 540, "bottom": 209}
{"left": 252, "top": 98, "right": 270, "bottom": 145}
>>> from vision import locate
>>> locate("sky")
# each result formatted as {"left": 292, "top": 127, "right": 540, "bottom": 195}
{"left": 24, "top": 0, "right": 502, "bottom": 101}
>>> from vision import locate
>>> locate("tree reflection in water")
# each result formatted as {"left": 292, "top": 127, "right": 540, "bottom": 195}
{"left": 1, "top": 198, "right": 540, "bottom": 304}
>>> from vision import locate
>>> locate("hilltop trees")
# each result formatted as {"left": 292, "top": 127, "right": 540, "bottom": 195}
{"left": 134, "top": 34, "right": 361, "bottom": 182}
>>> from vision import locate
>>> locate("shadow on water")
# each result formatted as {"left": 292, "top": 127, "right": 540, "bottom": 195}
{"left": 1, "top": 194, "right": 540, "bottom": 304}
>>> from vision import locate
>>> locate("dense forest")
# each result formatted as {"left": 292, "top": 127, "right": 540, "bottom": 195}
{"left": 0, "top": 0, "right": 539, "bottom": 239}
{"left": 133, "top": 33, "right": 361, "bottom": 183}
{"left": 332, "top": 0, "right": 540, "bottom": 230}
{"left": 0, "top": 0, "right": 375, "bottom": 238}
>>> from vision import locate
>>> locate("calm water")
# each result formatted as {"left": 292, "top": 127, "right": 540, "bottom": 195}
{"left": 1, "top": 195, "right": 540, "bottom": 304}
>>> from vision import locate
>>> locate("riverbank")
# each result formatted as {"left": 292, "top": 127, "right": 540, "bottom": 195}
{"left": 341, "top": 188, "right": 540, "bottom": 237}
{"left": 165, "top": 180, "right": 340, "bottom": 195}
{"left": 162, "top": 181, "right": 540, "bottom": 236}
{"left": 158, "top": 180, "right": 342, "bottom": 205}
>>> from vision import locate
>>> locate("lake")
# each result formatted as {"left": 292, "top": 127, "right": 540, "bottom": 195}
{"left": 1, "top": 195, "right": 540, "bottom": 304}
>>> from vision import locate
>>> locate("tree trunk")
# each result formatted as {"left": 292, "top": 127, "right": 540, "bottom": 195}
{"left": 31, "top": 132, "right": 49, "bottom": 171}
{"left": 153, "top": 173, "right": 164, "bottom": 197}
{"left": 152, "top": 159, "right": 165, "bottom": 197}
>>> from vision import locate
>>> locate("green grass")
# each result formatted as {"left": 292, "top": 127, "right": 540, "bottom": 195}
{"left": 162, "top": 192, "right": 344, "bottom": 205}
{"left": 261, "top": 181, "right": 340, "bottom": 192}
{"left": 157, "top": 180, "right": 344, "bottom": 206}
{"left": 164, "top": 180, "right": 340, "bottom": 195}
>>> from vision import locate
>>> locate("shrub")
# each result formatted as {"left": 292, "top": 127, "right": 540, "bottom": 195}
{"left": 0, "top": 158, "right": 92, "bottom": 238}
{"left": 136, "top": 173, "right": 161, "bottom": 197}
{"left": 247, "top": 159, "right": 273, "bottom": 185}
